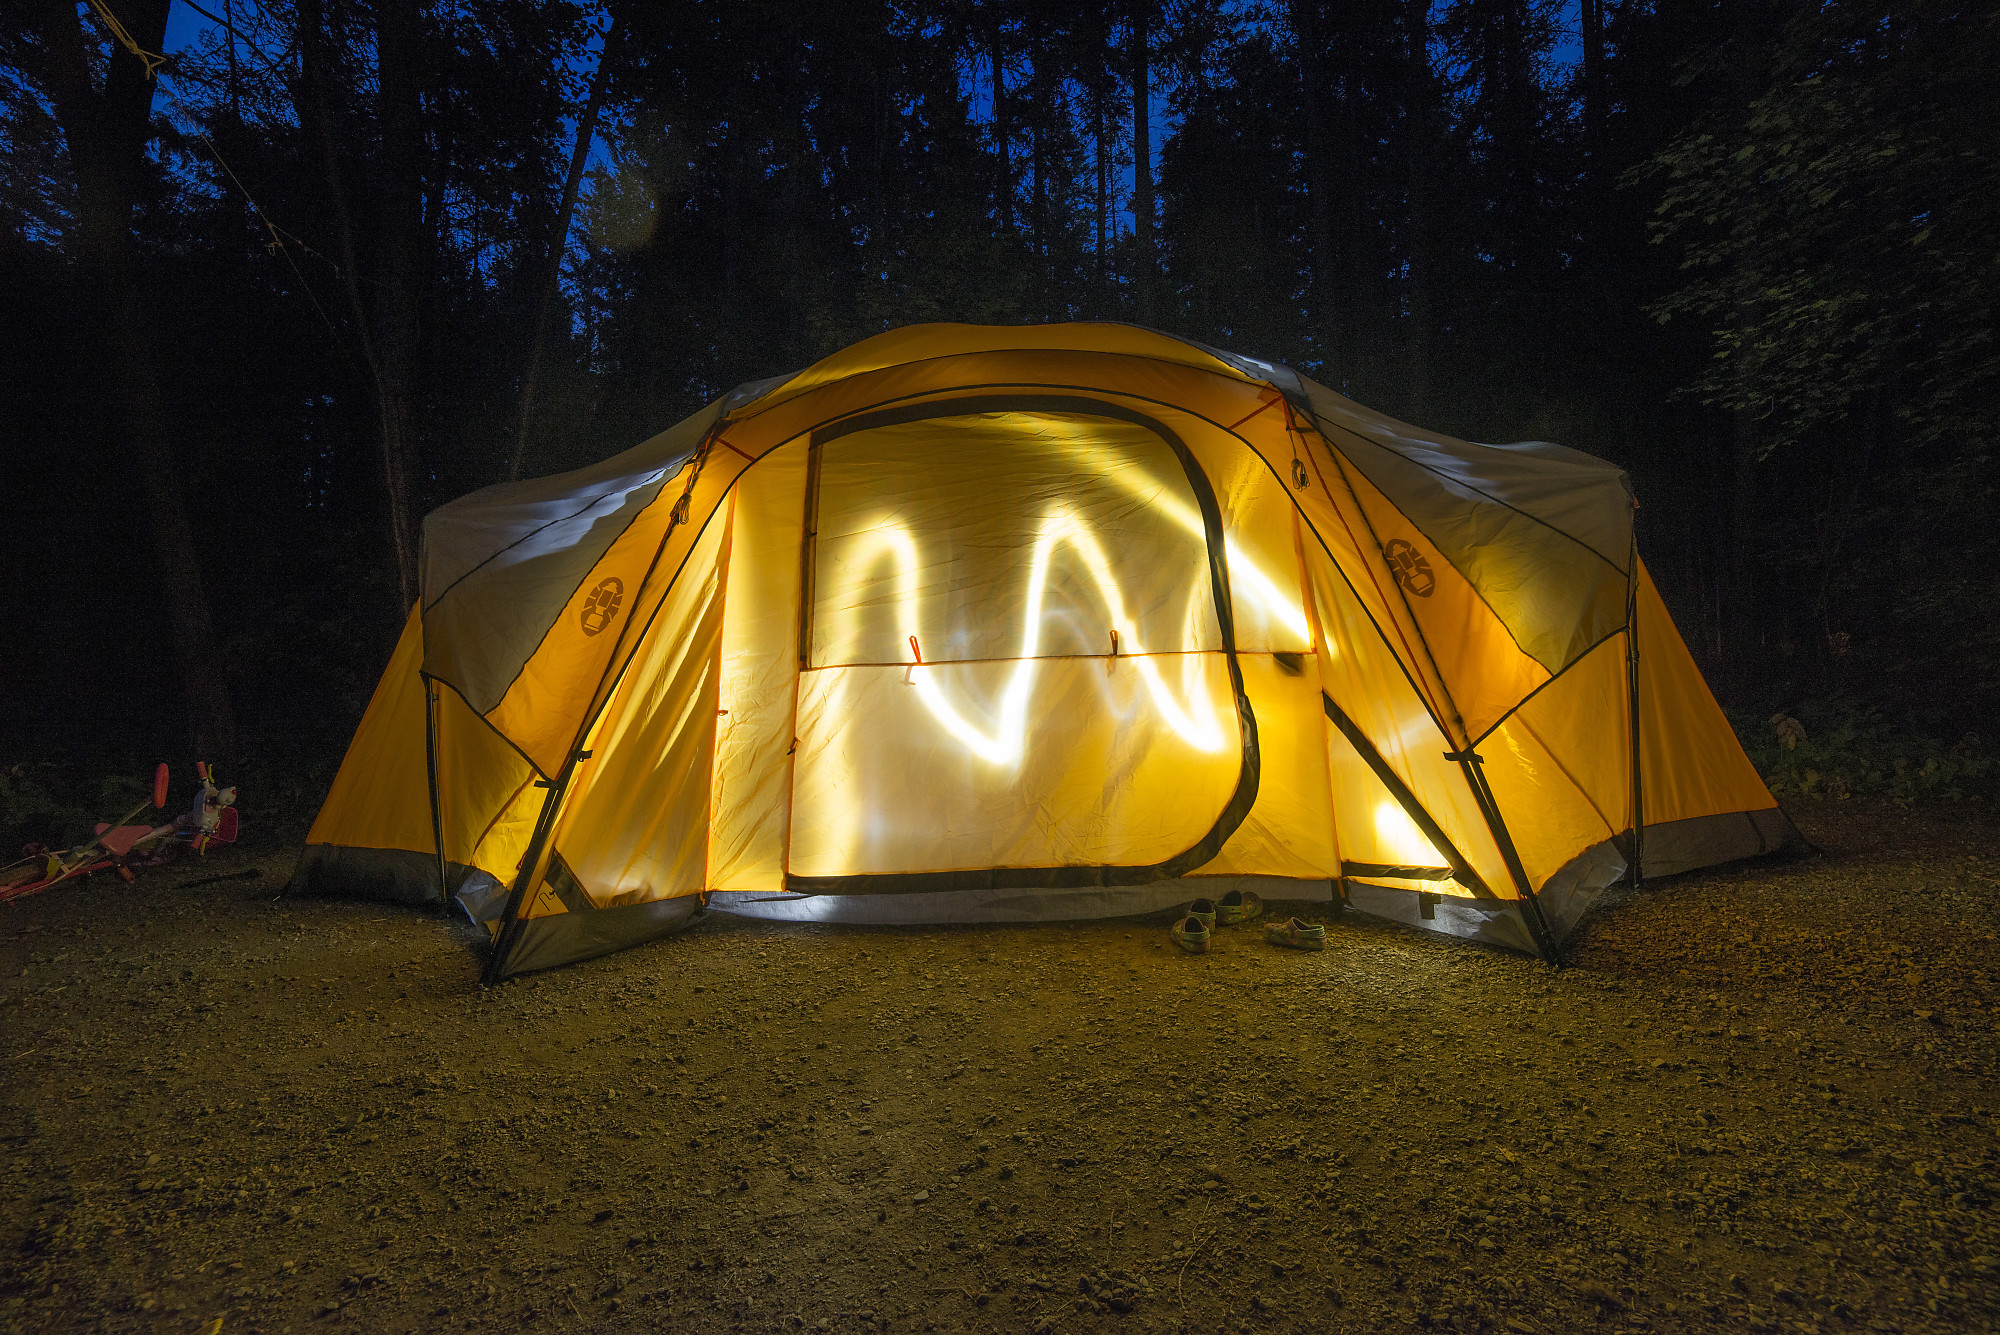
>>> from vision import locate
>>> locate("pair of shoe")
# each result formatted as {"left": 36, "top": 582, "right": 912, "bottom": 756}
{"left": 1173, "top": 890, "right": 1321, "bottom": 953}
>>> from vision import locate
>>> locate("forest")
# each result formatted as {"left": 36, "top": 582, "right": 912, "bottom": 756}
{"left": 2, "top": 0, "right": 1996, "bottom": 824}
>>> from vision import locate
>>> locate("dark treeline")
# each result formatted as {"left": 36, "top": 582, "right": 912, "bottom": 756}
{"left": 2, "top": 0, "right": 1995, "bottom": 796}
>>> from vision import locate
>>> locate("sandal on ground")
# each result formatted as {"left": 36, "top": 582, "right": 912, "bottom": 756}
{"left": 1263, "top": 916, "right": 1326, "bottom": 951}
{"left": 1172, "top": 915, "right": 1212, "bottom": 954}
{"left": 1215, "top": 888, "right": 1264, "bottom": 925}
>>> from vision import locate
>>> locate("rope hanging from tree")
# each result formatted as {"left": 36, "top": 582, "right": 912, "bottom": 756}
{"left": 84, "top": 0, "right": 169, "bottom": 78}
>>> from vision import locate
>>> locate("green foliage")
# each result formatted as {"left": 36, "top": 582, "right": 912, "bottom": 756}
{"left": 1641, "top": 0, "right": 2000, "bottom": 457}
{"left": 0, "top": 763, "right": 150, "bottom": 853}
{"left": 1733, "top": 702, "right": 1996, "bottom": 807}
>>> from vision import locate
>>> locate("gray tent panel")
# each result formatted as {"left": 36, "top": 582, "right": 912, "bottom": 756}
{"left": 419, "top": 402, "right": 722, "bottom": 715}
{"left": 1640, "top": 807, "right": 1806, "bottom": 880}
{"left": 1296, "top": 376, "right": 1635, "bottom": 676}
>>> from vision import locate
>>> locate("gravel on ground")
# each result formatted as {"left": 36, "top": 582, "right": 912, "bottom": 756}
{"left": 2, "top": 799, "right": 1996, "bottom": 1334}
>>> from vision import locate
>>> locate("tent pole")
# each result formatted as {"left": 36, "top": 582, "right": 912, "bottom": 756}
{"left": 482, "top": 769, "right": 571, "bottom": 985}
{"left": 1625, "top": 536, "right": 1645, "bottom": 889}
{"left": 1450, "top": 750, "right": 1563, "bottom": 964}
{"left": 1320, "top": 692, "right": 1491, "bottom": 898}
{"left": 423, "top": 673, "right": 448, "bottom": 909}
{"left": 484, "top": 423, "right": 728, "bottom": 984}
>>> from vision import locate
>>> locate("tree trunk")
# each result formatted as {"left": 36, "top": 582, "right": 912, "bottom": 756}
{"left": 1028, "top": 37, "right": 1047, "bottom": 301}
{"left": 511, "top": 12, "right": 622, "bottom": 483}
{"left": 988, "top": 24, "right": 1013, "bottom": 232}
{"left": 32, "top": 0, "right": 238, "bottom": 761}
{"left": 296, "top": 0, "right": 424, "bottom": 614}
{"left": 1094, "top": 75, "right": 1108, "bottom": 292}
{"left": 1579, "top": 0, "right": 1605, "bottom": 169}
{"left": 1719, "top": 3, "right": 1777, "bottom": 697}
{"left": 1130, "top": 1, "right": 1154, "bottom": 323}
{"left": 371, "top": 1, "right": 426, "bottom": 613}
{"left": 1403, "top": 0, "right": 1437, "bottom": 418}
{"left": 1291, "top": 0, "right": 1339, "bottom": 369}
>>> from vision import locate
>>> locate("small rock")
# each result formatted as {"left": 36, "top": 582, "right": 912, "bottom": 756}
{"left": 1576, "top": 1280, "right": 1623, "bottom": 1309}
{"left": 912, "top": 1190, "right": 930, "bottom": 1204}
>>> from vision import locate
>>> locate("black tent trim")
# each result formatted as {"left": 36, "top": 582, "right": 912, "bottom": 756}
{"left": 781, "top": 394, "right": 1262, "bottom": 897}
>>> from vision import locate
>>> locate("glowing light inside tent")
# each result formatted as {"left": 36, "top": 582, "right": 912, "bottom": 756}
{"left": 1374, "top": 800, "right": 1444, "bottom": 866}
{"left": 829, "top": 507, "right": 1227, "bottom": 763}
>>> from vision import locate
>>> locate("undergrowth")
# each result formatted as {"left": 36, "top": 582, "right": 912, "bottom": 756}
{"left": 0, "top": 743, "right": 333, "bottom": 861}
{"left": 1732, "top": 700, "right": 1997, "bottom": 806}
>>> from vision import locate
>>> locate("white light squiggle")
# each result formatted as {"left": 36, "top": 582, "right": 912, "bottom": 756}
{"left": 1039, "top": 425, "right": 1313, "bottom": 646}
{"left": 826, "top": 507, "right": 1226, "bottom": 763}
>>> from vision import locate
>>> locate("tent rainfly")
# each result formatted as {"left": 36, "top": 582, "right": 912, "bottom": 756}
{"left": 291, "top": 324, "right": 1801, "bottom": 981}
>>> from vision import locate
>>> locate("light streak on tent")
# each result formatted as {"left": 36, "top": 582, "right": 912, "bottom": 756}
{"left": 827, "top": 508, "right": 1226, "bottom": 765}
{"left": 1048, "top": 422, "right": 1313, "bottom": 647}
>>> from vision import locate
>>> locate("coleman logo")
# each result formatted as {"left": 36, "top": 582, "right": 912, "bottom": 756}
{"left": 1384, "top": 539, "right": 1435, "bottom": 598}
{"left": 580, "top": 576, "right": 625, "bottom": 635}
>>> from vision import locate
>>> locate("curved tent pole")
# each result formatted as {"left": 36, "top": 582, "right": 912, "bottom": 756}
{"left": 481, "top": 773, "right": 569, "bottom": 985}
{"left": 1444, "top": 747, "right": 1564, "bottom": 963}
{"left": 1299, "top": 412, "right": 1466, "bottom": 746}
{"left": 1319, "top": 692, "right": 1490, "bottom": 898}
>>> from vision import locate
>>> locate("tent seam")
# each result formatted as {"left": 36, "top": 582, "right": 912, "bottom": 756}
{"left": 1464, "top": 624, "right": 1631, "bottom": 750}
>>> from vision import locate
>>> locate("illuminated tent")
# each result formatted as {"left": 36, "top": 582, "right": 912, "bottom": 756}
{"left": 291, "top": 324, "right": 1800, "bottom": 981}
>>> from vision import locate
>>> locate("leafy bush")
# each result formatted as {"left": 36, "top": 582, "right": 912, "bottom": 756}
{"left": 0, "top": 763, "right": 151, "bottom": 854}
{"left": 1731, "top": 700, "right": 1996, "bottom": 806}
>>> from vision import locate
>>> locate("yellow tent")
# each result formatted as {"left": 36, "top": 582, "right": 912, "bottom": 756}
{"left": 291, "top": 324, "right": 1799, "bottom": 981}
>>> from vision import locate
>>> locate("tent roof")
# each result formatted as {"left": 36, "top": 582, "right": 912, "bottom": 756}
{"left": 728, "top": 322, "right": 1265, "bottom": 419}
{"left": 418, "top": 323, "right": 1634, "bottom": 733}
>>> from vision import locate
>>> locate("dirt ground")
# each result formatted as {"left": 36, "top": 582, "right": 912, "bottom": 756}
{"left": 3, "top": 800, "right": 1998, "bottom": 1335}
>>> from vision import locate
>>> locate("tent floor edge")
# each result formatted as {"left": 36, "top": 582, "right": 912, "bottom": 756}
{"left": 1637, "top": 806, "right": 1809, "bottom": 881}
{"left": 285, "top": 844, "right": 479, "bottom": 909}
{"left": 1341, "top": 883, "right": 1542, "bottom": 955}
{"left": 488, "top": 896, "right": 708, "bottom": 980}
